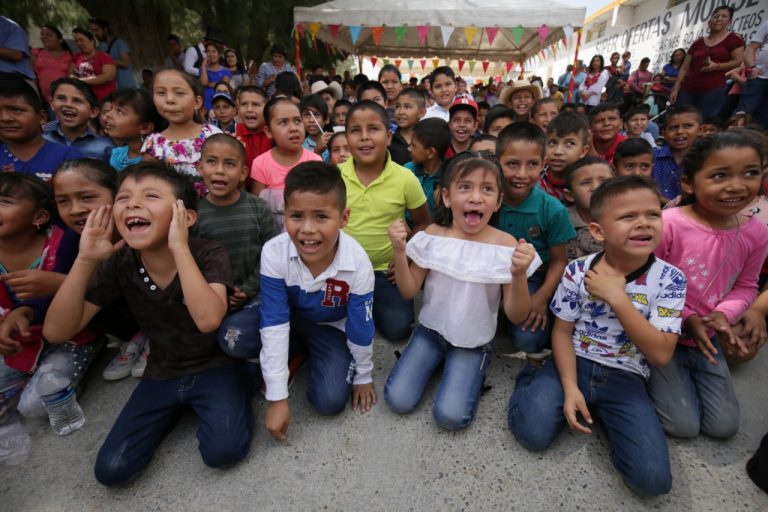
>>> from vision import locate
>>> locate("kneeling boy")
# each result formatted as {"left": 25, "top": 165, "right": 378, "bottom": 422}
{"left": 508, "top": 175, "right": 686, "bottom": 496}
{"left": 259, "top": 162, "right": 376, "bottom": 442}
{"left": 44, "top": 162, "right": 252, "bottom": 486}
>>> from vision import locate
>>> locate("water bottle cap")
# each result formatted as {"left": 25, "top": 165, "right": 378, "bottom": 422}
{"left": 38, "top": 363, "right": 53, "bottom": 373}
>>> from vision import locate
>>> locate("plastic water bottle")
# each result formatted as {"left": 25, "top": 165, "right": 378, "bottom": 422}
{"left": 37, "top": 364, "right": 85, "bottom": 435}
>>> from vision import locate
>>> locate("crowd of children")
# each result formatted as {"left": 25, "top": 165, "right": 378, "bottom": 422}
{"left": 1, "top": 49, "right": 768, "bottom": 497}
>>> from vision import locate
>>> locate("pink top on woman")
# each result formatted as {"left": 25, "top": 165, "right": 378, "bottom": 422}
{"left": 32, "top": 48, "right": 72, "bottom": 101}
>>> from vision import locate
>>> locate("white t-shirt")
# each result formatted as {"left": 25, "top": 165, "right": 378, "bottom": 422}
{"left": 550, "top": 253, "right": 686, "bottom": 378}
{"left": 750, "top": 19, "right": 768, "bottom": 79}
{"left": 407, "top": 232, "right": 542, "bottom": 348}
{"left": 421, "top": 103, "right": 450, "bottom": 121}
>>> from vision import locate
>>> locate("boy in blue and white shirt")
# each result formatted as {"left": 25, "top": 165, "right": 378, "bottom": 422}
{"left": 508, "top": 176, "right": 686, "bottom": 496}
{"left": 259, "top": 161, "right": 376, "bottom": 442}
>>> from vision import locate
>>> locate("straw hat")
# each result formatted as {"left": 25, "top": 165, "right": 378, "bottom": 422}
{"left": 310, "top": 80, "right": 343, "bottom": 100}
{"left": 499, "top": 80, "right": 542, "bottom": 106}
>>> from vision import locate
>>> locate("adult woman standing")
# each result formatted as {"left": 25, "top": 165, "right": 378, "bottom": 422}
{"left": 660, "top": 48, "right": 686, "bottom": 95}
{"left": 224, "top": 48, "right": 249, "bottom": 90}
{"left": 670, "top": 6, "right": 744, "bottom": 118}
{"left": 32, "top": 25, "right": 72, "bottom": 102}
{"left": 200, "top": 42, "right": 232, "bottom": 112}
{"left": 604, "top": 52, "right": 625, "bottom": 104}
{"left": 578, "top": 55, "right": 610, "bottom": 111}
{"left": 70, "top": 27, "right": 116, "bottom": 101}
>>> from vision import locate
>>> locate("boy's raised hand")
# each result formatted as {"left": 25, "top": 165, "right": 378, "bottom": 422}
{"left": 168, "top": 200, "right": 190, "bottom": 253}
{"left": 563, "top": 384, "right": 593, "bottom": 435}
{"left": 351, "top": 382, "right": 377, "bottom": 413}
{"left": 387, "top": 220, "right": 408, "bottom": 255}
{"left": 584, "top": 265, "right": 627, "bottom": 306}
{"left": 511, "top": 239, "right": 536, "bottom": 277}
{"left": 78, "top": 205, "right": 124, "bottom": 265}
{"left": 265, "top": 399, "right": 291, "bottom": 442}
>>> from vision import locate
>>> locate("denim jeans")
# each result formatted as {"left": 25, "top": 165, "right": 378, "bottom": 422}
{"left": 736, "top": 78, "right": 768, "bottom": 129}
{"left": 94, "top": 364, "right": 253, "bottom": 486}
{"left": 648, "top": 339, "right": 739, "bottom": 439}
{"left": 677, "top": 87, "right": 727, "bottom": 120}
{"left": 508, "top": 357, "right": 672, "bottom": 496}
{"left": 384, "top": 324, "right": 492, "bottom": 430}
{"left": 290, "top": 317, "right": 355, "bottom": 416}
{"left": 218, "top": 296, "right": 261, "bottom": 359}
{"left": 507, "top": 272, "right": 550, "bottom": 353}
{"left": 374, "top": 271, "right": 414, "bottom": 341}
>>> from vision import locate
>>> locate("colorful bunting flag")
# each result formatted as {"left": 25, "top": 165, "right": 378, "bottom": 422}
{"left": 395, "top": 26, "right": 408, "bottom": 44}
{"left": 505, "top": 62, "right": 514, "bottom": 73}
{"left": 440, "top": 26, "right": 454, "bottom": 47}
{"left": 350, "top": 26, "right": 362, "bottom": 45}
{"left": 561, "top": 36, "right": 568, "bottom": 48}
{"left": 481, "top": 61, "right": 489, "bottom": 73}
{"left": 419, "top": 59, "right": 427, "bottom": 70}
{"left": 562, "top": 24, "right": 573, "bottom": 42}
{"left": 370, "top": 57, "right": 378, "bottom": 67}
{"left": 328, "top": 24, "right": 340, "bottom": 39}
{"left": 394, "top": 59, "right": 402, "bottom": 69}
{"left": 512, "top": 26, "right": 524, "bottom": 46}
{"left": 417, "top": 26, "right": 430, "bottom": 45}
{"left": 383, "top": 58, "right": 390, "bottom": 65}
{"left": 537, "top": 25, "right": 549, "bottom": 45}
{"left": 464, "top": 26, "right": 478, "bottom": 45}
{"left": 308, "top": 22, "right": 321, "bottom": 39}
{"left": 295, "top": 24, "right": 305, "bottom": 38}
{"left": 468, "top": 60, "right": 476, "bottom": 73}
{"left": 371, "top": 26, "right": 384, "bottom": 46}
{"left": 458, "top": 60, "right": 465, "bottom": 72}
{"left": 407, "top": 60, "right": 414, "bottom": 71}
{"left": 485, "top": 27, "right": 499, "bottom": 46}
{"left": 432, "top": 58, "right": 440, "bottom": 69}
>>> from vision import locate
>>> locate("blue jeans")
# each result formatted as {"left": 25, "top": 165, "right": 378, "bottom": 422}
{"left": 736, "top": 78, "right": 768, "bottom": 129}
{"left": 384, "top": 324, "right": 492, "bottom": 430}
{"left": 647, "top": 339, "right": 738, "bottom": 439}
{"left": 677, "top": 87, "right": 727, "bottom": 120}
{"left": 508, "top": 357, "right": 672, "bottom": 496}
{"left": 218, "top": 296, "right": 261, "bottom": 359}
{"left": 290, "top": 317, "right": 355, "bottom": 416}
{"left": 507, "top": 272, "right": 550, "bottom": 353}
{"left": 374, "top": 271, "right": 414, "bottom": 341}
{"left": 94, "top": 364, "right": 253, "bottom": 486}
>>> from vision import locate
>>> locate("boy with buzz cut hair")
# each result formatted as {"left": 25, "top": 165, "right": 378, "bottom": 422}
{"left": 389, "top": 88, "right": 427, "bottom": 165}
{"left": 43, "top": 161, "right": 252, "bottom": 486}
{"left": 496, "top": 122, "right": 576, "bottom": 359}
{"left": 259, "top": 161, "right": 377, "bottom": 442}
{"left": 44, "top": 77, "right": 114, "bottom": 160}
{"left": 0, "top": 73, "right": 83, "bottom": 180}
{"left": 588, "top": 102, "right": 626, "bottom": 165}
{"left": 652, "top": 104, "right": 701, "bottom": 201}
{"left": 405, "top": 117, "right": 451, "bottom": 218}
{"left": 614, "top": 138, "right": 654, "bottom": 178}
{"left": 509, "top": 175, "right": 686, "bottom": 496}
{"left": 192, "top": 134, "right": 279, "bottom": 376}
{"left": 563, "top": 156, "right": 613, "bottom": 261}
{"left": 542, "top": 111, "right": 591, "bottom": 205}
{"left": 332, "top": 99, "right": 352, "bottom": 128}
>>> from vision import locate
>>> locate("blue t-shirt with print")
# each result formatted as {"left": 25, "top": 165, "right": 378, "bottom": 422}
{"left": 0, "top": 141, "right": 83, "bottom": 181}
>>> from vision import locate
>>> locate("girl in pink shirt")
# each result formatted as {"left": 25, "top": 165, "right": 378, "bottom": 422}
{"left": 649, "top": 132, "right": 768, "bottom": 440}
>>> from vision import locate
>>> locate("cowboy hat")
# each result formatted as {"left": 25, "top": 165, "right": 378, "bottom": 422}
{"left": 310, "top": 80, "right": 343, "bottom": 101}
{"left": 499, "top": 80, "right": 542, "bottom": 106}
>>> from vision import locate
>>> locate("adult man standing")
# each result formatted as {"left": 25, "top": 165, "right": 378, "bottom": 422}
{"left": 736, "top": 19, "right": 768, "bottom": 129}
{"left": 163, "top": 34, "right": 184, "bottom": 70}
{"left": 182, "top": 27, "right": 226, "bottom": 77}
{"left": 255, "top": 44, "right": 296, "bottom": 97}
{"left": 89, "top": 18, "right": 136, "bottom": 88}
{"left": 0, "top": 16, "right": 36, "bottom": 91}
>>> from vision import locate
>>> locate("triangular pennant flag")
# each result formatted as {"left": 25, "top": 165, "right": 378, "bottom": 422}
{"left": 432, "top": 58, "right": 440, "bottom": 69}
{"left": 371, "top": 26, "right": 385, "bottom": 46}
{"left": 417, "top": 26, "right": 430, "bottom": 45}
{"left": 512, "top": 26, "right": 524, "bottom": 46}
{"left": 328, "top": 24, "right": 340, "bottom": 39}
{"left": 440, "top": 26, "right": 455, "bottom": 47}
{"left": 537, "top": 24, "right": 549, "bottom": 45}
{"left": 350, "top": 26, "right": 362, "bottom": 45}
{"left": 458, "top": 59, "right": 465, "bottom": 72}
{"left": 562, "top": 24, "right": 573, "bottom": 42}
{"left": 394, "top": 59, "right": 402, "bottom": 69}
{"left": 308, "top": 22, "right": 322, "bottom": 39}
{"left": 370, "top": 57, "right": 378, "bottom": 67}
{"left": 395, "top": 26, "right": 408, "bottom": 44}
{"left": 464, "top": 26, "right": 478, "bottom": 45}
{"left": 482, "top": 60, "right": 489, "bottom": 73}
{"left": 383, "top": 58, "right": 390, "bottom": 66}
{"left": 419, "top": 59, "right": 427, "bottom": 70}
{"left": 505, "top": 62, "right": 514, "bottom": 73}
{"left": 561, "top": 36, "right": 568, "bottom": 48}
{"left": 296, "top": 24, "right": 305, "bottom": 38}
{"left": 485, "top": 27, "right": 499, "bottom": 46}
{"left": 468, "top": 60, "right": 476, "bottom": 73}
{"left": 407, "top": 59, "right": 414, "bottom": 71}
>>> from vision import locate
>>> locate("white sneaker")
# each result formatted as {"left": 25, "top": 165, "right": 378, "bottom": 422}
{"left": 131, "top": 344, "right": 150, "bottom": 378}
{"left": 103, "top": 336, "right": 145, "bottom": 381}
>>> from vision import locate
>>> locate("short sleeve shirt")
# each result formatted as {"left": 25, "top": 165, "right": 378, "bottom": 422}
{"left": 0, "top": 17, "right": 34, "bottom": 79}
{"left": 340, "top": 155, "right": 427, "bottom": 270}
{"left": 550, "top": 253, "right": 686, "bottom": 378}
{"left": 141, "top": 124, "right": 222, "bottom": 177}
{"left": 99, "top": 38, "right": 135, "bottom": 89}
{"left": 752, "top": 20, "right": 768, "bottom": 79}
{"left": 652, "top": 145, "right": 683, "bottom": 199}
{"left": 683, "top": 32, "right": 744, "bottom": 92}
{"left": 85, "top": 238, "right": 233, "bottom": 379}
{"left": 250, "top": 148, "right": 322, "bottom": 189}
{"left": 0, "top": 141, "right": 83, "bottom": 181}
{"left": 496, "top": 186, "right": 576, "bottom": 264}
{"left": 71, "top": 52, "right": 116, "bottom": 101}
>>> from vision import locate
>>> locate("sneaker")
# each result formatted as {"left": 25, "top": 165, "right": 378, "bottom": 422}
{"left": 131, "top": 344, "right": 150, "bottom": 378}
{"left": 103, "top": 336, "right": 145, "bottom": 381}
{"left": 260, "top": 352, "right": 308, "bottom": 396}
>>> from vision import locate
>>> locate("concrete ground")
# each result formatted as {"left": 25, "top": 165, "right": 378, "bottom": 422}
{"left": 2, "top": 335, "right": 767, "bottom": 512}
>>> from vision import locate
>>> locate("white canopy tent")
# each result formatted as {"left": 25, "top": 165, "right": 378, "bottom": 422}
{"left": 293, "top": 0, "right": 586, "bottom": 62}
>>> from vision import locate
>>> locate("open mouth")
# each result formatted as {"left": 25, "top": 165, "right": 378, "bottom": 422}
{"left": 299, "top": 239, "right": 321, "bottom": 253}
{"left": 209, "top": 179, "right": 229, "bottom": 190}
{"left": 60, "top": 109, "right": 78, "bottom": 123}
{"left": 125, "top": 216, "right": 151, "bottom": 232}
{"left": 508, "top": 182, "right": 529, "bottom": 190}
{"left": 719, "top": 197, "right": 746, "bottom": 206}
{"left": 629, "top": 234, "right": 653, "bottom": 244}
{"left": 464, "top": 210, "right": 484, "bottom": 226}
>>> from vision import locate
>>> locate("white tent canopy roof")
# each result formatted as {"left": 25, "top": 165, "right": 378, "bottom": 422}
{"left": 294, "top": 0, "right": 586, "bottom": 61}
